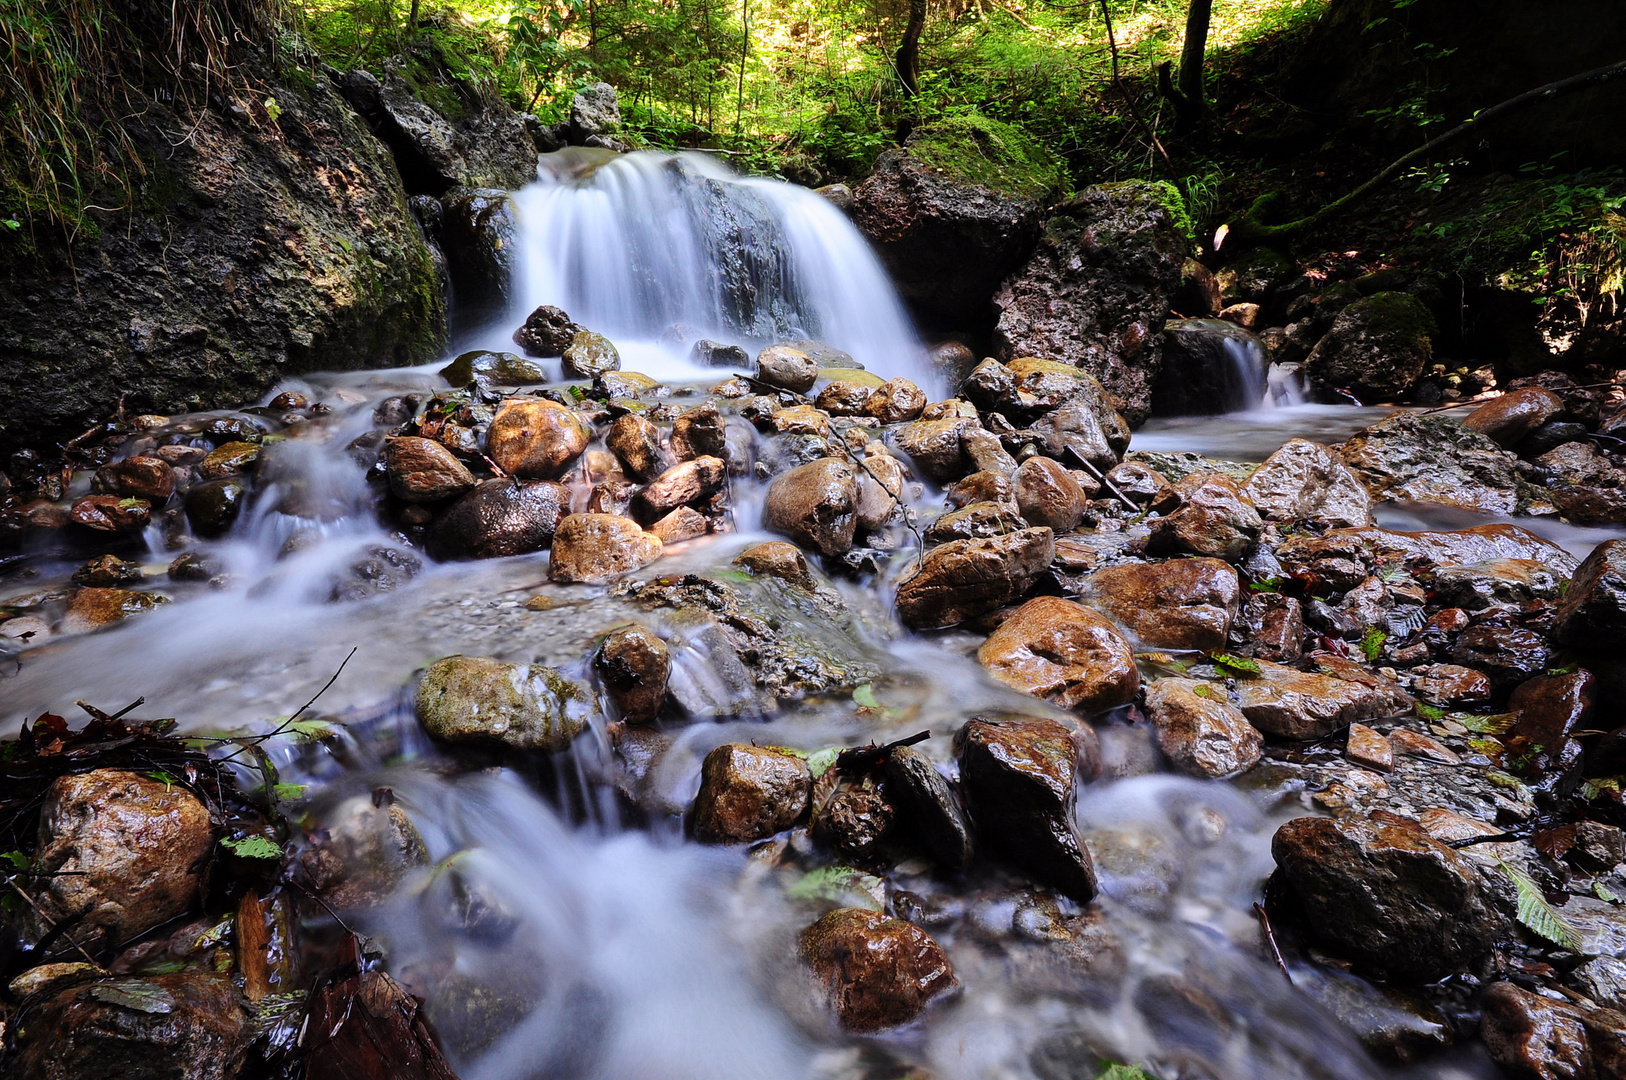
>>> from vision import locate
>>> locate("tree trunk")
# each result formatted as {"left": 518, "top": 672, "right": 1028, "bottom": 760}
{"left": 895, "top": 0, "right": 928, "bottom": 97}
{"left": 1177, "top": 0, "right": 1212, "bottom": 119}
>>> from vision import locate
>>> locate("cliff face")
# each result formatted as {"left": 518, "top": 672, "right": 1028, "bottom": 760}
{"left": 0, "top": 16, "right": 540, "bottom": 456}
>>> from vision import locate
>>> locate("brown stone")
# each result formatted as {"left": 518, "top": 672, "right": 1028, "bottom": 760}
{"left": 815, "top": 381, "right": 874, "bottom": 416}
{"left": 955, "top": 717, "right": 1099, "bottom": 901}
{"left": 945, "top": 470, "right": 1015, "bottom": 508}
{"left": 670, "top": 402, "right": 729, "bottom": 461}
{"left": 1240, "top": 592, "right": 1304, "bottom": 662}
{"left": 771, "top": 404, "right": 832, "bottom": 437}
{"left": 486, "top": 399, "right": 592, "bottom": 478}
{"left": 384, "top": 436, "right": 476, "bottom": 502}
{"left": 1481, "top": 980, "right": 1626, "bottom": 1080}
{"left": 886, "top": 418, "right": 972, "bottom": 482}
{"left": 755, "top": 344, "right": 818, "bottom": 393}
{"left": 763, "top": 457, "right": 857, "bottom": 556}
{"left": 1391, "top": 729, "right": 1461, "bottom": 764}
{"left": 548, "top": 514, "right": 662, "bottom": 584}
{"left": 96, "top": 456, "right": 176, "bottom": 502}
{"left": 1085, "top": 558, "right": 1239, "bottom": 651}
{"left": 925, "top": 501, "right": 1026, "bottom": 543}
{"left": 977, "top": 596, "right": 1138, "bottom": 713}
{"left": 197, "top": 441, "right": 261, "bottom": 479}
{"left": 635, "top": 456, "right": 726, "bottom": 519}
{"left": 1146, "top": 472, "right": 1262, "bottom": 561}
{"left": 61, "top": 587, "right": 169, "bottom": 634}
{"left": 800, "top": 908, "right": 955, "bottom": 1033}
{"left": 1236, "top": 657, "right": 1412, "bottom": 740}
{"left": 690, "top": 744, "right": 811, "bottom": 843}
{"left": 734, "top": 540, "right": 816, "bottom": 589}
{"left": 863, "top": 378, "right": 927, "bottom": 423}
{"left": 72, "top": 555, "right": 143, "bottom": 588}
{"left": 1013, "top": 456, "right": 1087, "bottom": 532}
{"left": 1409, "top": 664, "right": 1494, "bottom": 708}
{"left": 1461, "top": 387, "right": 1565, "bottom": 447}
{"left": 596, "top": 624, "right": 671, "bottom": 724}
{"left": 895, "top": 527, "right": 1055, "bottom": 630}
{"left": 648, "top": 506, "right": 708, "bottom": 543}
{"left": 1346, "top": 723, "right": 1394, "bottom": 772}
{"left": 1143, "top": 678, "right": 1263, "bottom": 778}
{"left": 605, "top": 413, "right": 668, "bottom": 482}
{"left": 69, "top": 494, "right": 150, "bottom": 532}
{"left": 855, "top": 448, "right": 905, "bottom": 532}
{"left": 31, "top": 771, "right": 213, "bottom": 949}
{"left": 430, "top": 479, "right": 568, "bottom": 560}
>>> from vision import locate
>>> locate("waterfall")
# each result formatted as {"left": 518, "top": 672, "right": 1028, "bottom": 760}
{"left": 504, "top": 149, "right": 927, "bottom": 385}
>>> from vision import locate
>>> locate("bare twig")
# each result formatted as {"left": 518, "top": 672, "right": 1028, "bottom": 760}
{"left": 1253, "top": 901, "right": 1292, "bottom": 983}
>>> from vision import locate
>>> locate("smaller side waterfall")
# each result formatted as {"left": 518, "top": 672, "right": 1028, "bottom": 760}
{"left": 502, "top": 149, "right": 926, "bottom": 384}
{"left": 1154, "top": 318, "right": 1274, "bottom": 414}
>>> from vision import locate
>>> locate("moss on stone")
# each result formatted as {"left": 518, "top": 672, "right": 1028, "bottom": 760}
{"left": 905, "top": 114, "right": 1065, "bottom": 202}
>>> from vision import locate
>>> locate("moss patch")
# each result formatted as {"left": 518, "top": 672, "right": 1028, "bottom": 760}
{"left": 905, "top": 114, "right": 1066, "bottom": 202}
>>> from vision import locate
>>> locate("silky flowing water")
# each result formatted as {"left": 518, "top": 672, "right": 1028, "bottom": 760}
{"left": 0, "top": 151, "right": 1577, "bottom": 1080}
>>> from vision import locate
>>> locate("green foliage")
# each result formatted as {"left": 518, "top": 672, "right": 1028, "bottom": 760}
{"left": 786, "top": 865, "right": 885, "bottom": 910}
{"left": 1210, "top": 651, "right": 1261, "bottom": 677}
{"left": 906, "top": 113, "right": 1066, "bottom": 200}
{"left": 1358, "top": 626, "right": 1387, "bottom": 662}
{"left": 1460, "top": 712, "right": 1516, "bottom": 736}
{"left": 1500, "top": 861, "right": 1582, "bottom": 951}
{"left": 220, "top": 835, "right": 285, "bottom": 860}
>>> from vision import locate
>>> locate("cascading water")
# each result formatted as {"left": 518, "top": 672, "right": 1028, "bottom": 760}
{"left": 497, "top": 149, "right": 927, "bottom": 386}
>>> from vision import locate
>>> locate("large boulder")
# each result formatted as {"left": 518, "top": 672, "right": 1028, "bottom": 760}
{"left": 976, "top": 596, "right": 1139, "bottom": 714}
{"left": 569, "top": 82, "right": 622, "bottom": 144}
{"left": 1304, "top": 292, "right": 1436, "bottom": 403}
{"left": 548, "top": 514, "right": 663, "bottom": 583}
{"left": 895, "top": 527, "right": 1055, "bottom": 629}
{"left": 955, "top": 717, "right": 1099, "bottom": 901}
{"left": 429, "top": 479, "right": 568, "bottom": 559}
{"left": 1242, "top": 438, "right": 1373, "bottom": 529}
{"left": 486, "top": 399, "right": 592, "bottom": 478}
{"left": 1237, "top": 656, "right": 1411, "bottom": 739}
{"left": 439, "top": 187, "right": 518, "bottom": 328}
{"left": 1083, "top": 558, "right": 1239, "bottom": 651}
{"left": 1271, "top": 812, "right": 1502, "bottom": 981}
{"left": 1337, "top": 413, "right": 1542, "bottom": 515}
{"left": 800, "top": 908, "right": 956, "bottom": 1033}
{"left": 762, "top": 458, "right": 858, "bottom": 556}
{"left": 1556, "top": 539, "right": 1626, "bottom": 651}
{"left": 29, "top": 771, "right": 213, "bottom": 950}
{"left": 851, "top": 115, "right": 1058, "bottom": 326}
{"left": 992, "top": 181, "right": 1193, "bottom": 424}
{"left": 1143, "top": 678, "right": 1263, "bottom": 778}
{"left": 1145, "top": 472, "right": 1263, "bottom": 561}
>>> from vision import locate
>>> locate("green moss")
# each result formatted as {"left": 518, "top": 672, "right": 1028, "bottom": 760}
{"left": 1356, "top": 290, "right": 1438, "bottom": 344}
{"left": 905, "top": 113, "right": 1066, "bottom": 202}
{"left": 1119, "top": 179, "right": 1195, "bottom": 244}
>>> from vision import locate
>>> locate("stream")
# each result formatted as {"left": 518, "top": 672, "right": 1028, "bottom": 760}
{"left": 4, "top": 150, "right": 1609, "bottom": 1080}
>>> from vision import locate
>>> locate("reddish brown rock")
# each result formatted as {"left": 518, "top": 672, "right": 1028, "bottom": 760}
{"left": 1146, "top": 472, "right": 1262, "bottom": 561}
{"left": 1461, "top": 387, "right": 1565, "bottom": 447}
{"left": 1409, "top": 664, "right": 1494, "bottom": 708}
{"left": 605, "top": 413, "right": 668, "bottom": 482}
{"left": 96, "top": 456, "right": 177, "bottom": 502}
{"left": 596, "top": 624, "right": 671, "bottom": 724}
{"left": 635, "top": 456, "right": 726, "bottom": 519}
{"left": 486, "top": 399, "right": 592, "bottom": 478}
{"left": 977, "top": 596, "right": 1138, "bottom": 713}
{"left": 548, "top": 514, "right": 663, "bottom": 584}
{"left": 895, "top": 527, "right": 1055, "bottom": 630}
{"left": 384, "top": 436, "right": 477, "bottom": 502}
{"left": 648, "top": 506, "right": 708, "bottom": 543}
{"left": 1236, "top": 657, "right": 1411, "bottom": 740}
{"left": 60, "top": 588, "right": 169, "bottom": 634}
{"left": 69, "top": 494, "right": 150, "bottom": 532}
{"left": 863, "top": 378, "right": 927, "bottom": 424}
{"left": 815, "top": 381, "right": 874, "bottom": 416}
{"left": 1143, "top": 678, "right": 1263, "bottom": 778}
{"left": 1480, "top": 980, "right": 1626, "bottom": 1080}
{"left": 691, "top": 745, "right": 811, "bottom": 843}
{"left": 800, "top": 908, "right": 956, "bottom": 1032}
{"left": 1013, "top": 456, "right": 1088, "bottom": 532}
{"left": 1346, "top": 723, "right": 1394, "bottom": 772}
{"left": 734, "top": 540, "right": 815, "bottom": 589}
{"left": 1085, "top": 558, "right": 1239, "bottom": 652}
{"left": 763, "top": 458, "right": 857, "bottom": 556}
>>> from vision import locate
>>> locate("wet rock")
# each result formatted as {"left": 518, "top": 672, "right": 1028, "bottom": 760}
{"left": 11, "top": 973, "right": 249, "bottom": 1080}
{"left": 1304, "top": 292, "right": 1436, "bottom": 403}
{"left": 1409, "top": 664, "right": 1494, "bottom": 708}
{"left": 297, "top": 797, "right": 428, "bottom": 909}
{"left": 72, "top": 555, "right": 143, "bottom": 587}
{"left": 1557, "top": 539, "right": 1626, "bottom": 651}
{"left": 596, "top": 624, "right": 670, "bottom": 724}
{"left": 896, "top": 527, "right": 1055, "bottom": 630}
{"left": 1576, "top": 957, "right": 1626, "bottom": 1012}
{"left": 548, "top": 513, "right": 663, "bottom": 584}
{"left": 1242, "top": 438, "right": 1373, "bottom": 529}
{"left": 850, "top": 129, "right": 1046, "bottom": 326}
{"left": 569, "top": 81, "right": 620, "bottom": 143}
{"left": 167, "top": 552, "right": 220, "bottom": 582}
{"left": 946, "top": 469, "right": 1016, "bottom": 508}
{"left": 1480, "top": 980, "right": 1626, "bottom": 1080}
{"left": 755, "top": 344, "right": 819, "bottom": 393}
{"left": 1236, "top": 657, "right": 1411, "bottom": 739}
{"left": 430, "top": 479, "right": 567, "bottom": 559}
{"left": 734, "top": 540, "right": 816, "bottom": 589}
{"left": 1428, "top": 558, "right": 1563, "bottom": 610}
{"left": 440, "top": 188, "right": 517, "bottom": 324}
{"left": 816, "top": 381, "right": 874, "bottom": 416}
{"left": 649, "top": 506, "right": 708, "bottom": 543}
{"left": 182, "top": 477, "right": 247, "bottom": 537}
{"left": 978, "top": 596, "right": 1138, "bottom": 713}
{"left": 1013, "top": 456, "right": 1088, "bottom": 532}
{"left": 691, "top": 339, "right": 749, "bottom": 368}
{"left": 70, "top": 494, "right": 150, "bottom": 532}
{"left": 30, "top": 771, "right": 212, "bottom": 949}
{"left": 1536, "top": 442, "right": 1626, "bottom": 525}
{"left": 962, "top": 426, "right": 1018, "bottom": 476}
{"left": 1103, "top": 460, "right": 1168, "bottom": 504}
{"left": 1240, "top": 592, "right": 1304, "bottom": 662}
{"left": 863, "top": 378, "right": 927, "bottom": 424}
{"left": 691, "top": 744, "right": 810, "bottom": 842}
{"left": 635, "top": 456, "right": 726, "bottom": 520}
{"left": 1506, "top": 670, "right": 1595, "bottom": 773}
{"left": 1027, "top": 391, "right": 1131, "bottom": 473}
{"left": 1450, "top": 623, "right": 1553, "bottom": 688}
{"left": 384, "top": 436, "right": 477, "bottom": 502}
{"left": 814, "top": 788, "right": 896, "bottom": 858}
{"left": 416, "top": 655, "right": 596, "bottom": 751}
{"left": 1346, "top": 722, "right": 1394, "bottom": 772}
{"left": 769, "top": 404, "right": 831, "bottom": 438}
{"left": 925, "top": 501, "right": 1026, "bottom": 543}
{"left": 1143, "top": 677, "right": 1263, "bottom": 778}
{"left": 800, "top": 908, "right": 955, "bottom": 1034}
{"left": 1271, "top": 812, "right": 1500, "bottom": 981}
{"left": 439, "top": 349, "right": 548, "bottom": 385}
{"left": 605, "top": 413, "right": 668, "bottom": 483}
{"left": 956, "top": 717, "right": 1099, "bottom": 901}
{"left": 1146, "top": 472, "right": 1262, "bottom": 561}
{"left": 96, "top": 456, "right": 176, "bottom": 502}
{"left": 1154, "top": 319, "right": 1270, "bottom": 414}
{"left": 884, "top": 745, "right": 974, "bottom": 868}
{"left": 1338, "top": 413, "right": 1536, "bottom": 515}
{"left": 855, "top": 448, "right": 906, "bottom": 532}
{"left": 1085, "top": 558, "right": 1238, "bottom": 651}
{"left": 512, "top": 305, "right": 582, "bottom": 357}
{"left": 486, "top": 399, "right": 592, "bottom": 478}
{"left": 1462, "top": 387, "right": 1565, "bottom": 447}
{"left": 562, "top": 330, "right": 621, "bottom": 379}
{"left": 886, "top": 417, "right": 972, "bottom": 482}
{"left": 61, "top": 587, "right": 169, "bottom": 634}
{"left": 993, "top": 182, "right": 1191, "bottom": 424}
{"left": 763, "top": 458, "right": 858, "bottom": 556}
{"left": 671, "top": 402, "right": 729, "bottom": 461}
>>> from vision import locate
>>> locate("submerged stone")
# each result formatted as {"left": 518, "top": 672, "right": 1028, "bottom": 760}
{"left": 416, "top": 655, "right": 596, "bottom": 751}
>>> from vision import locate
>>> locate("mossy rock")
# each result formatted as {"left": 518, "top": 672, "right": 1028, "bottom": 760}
{"left": 439, "top": 350, "right": 548, "bottom": 386}
{"left": 415, "top": 655, "right": 598, "bottom": 751}
{"left": 904, "top": 114, "right": 1065, "bottom": 203}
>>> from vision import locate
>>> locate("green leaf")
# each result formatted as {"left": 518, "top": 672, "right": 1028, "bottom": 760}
{"left": 285, "top": 717, "right": 335, "bottom": 742}
{"left": 1248, "top": 577, "right": 1282, "bottom": 593}
{"left": 264, "top": 96, "right": 282, "bottom": 123}
{"left": 1461, "top": 713, "right": 1516, "bottom": 735}
{"left": 1192, "top": 684, "right": 1216, "bottom": 699}
{"left": 852, "top": 684, "right": 881, "bottom": 708}
{"left": 146, "top": 770, "right": 178, "bottom": 790}
{"left": 271, "top": 783, "right": 308, "bottom": 801}
{"left": 91, "top": 981, "right": 176, "bottom": 1014}
{"left": 806, "top": 748, "right": 840, "bottom": 781}
{"left": 1486, "top": 770, "right": 1528, "bottom": 792}
{"left": 785, "top": 865, "right": 884, "bottom": 911}
{"left": 1582, "top": 777, "right": 1624, "bottom": 801}
{"left": 1415, "top": 703, "right": 1446, "bottom": 721}
{"left": 1595, "top": 881, "right": 1621, "bottom": 905}
{"left": 1500, "top": 861, "right": 1582, "bottom": 951}
{"left": 1097, "top": 1066, "right": 1159, "bottom": 1080}
{"left": 1359, "top": 626, "right": 1387, "bottom": 663}
{"left": 220, "top": 836, "right": 283, "bottom": 860}
{"left": 2, "top": 850, "right": 31, "bottom": 870}
{"left": 1209, "top": 652, "right": 1261, "bottom": 677}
